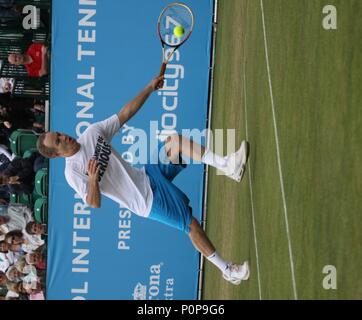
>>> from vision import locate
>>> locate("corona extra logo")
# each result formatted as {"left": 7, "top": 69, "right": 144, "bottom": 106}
{"left": 132, "top": 263, "right": 163, "bottom": 300}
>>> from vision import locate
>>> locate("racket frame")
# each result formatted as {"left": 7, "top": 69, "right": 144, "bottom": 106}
{"left": 157, "top": 2, "right": 194, "bottom": 77}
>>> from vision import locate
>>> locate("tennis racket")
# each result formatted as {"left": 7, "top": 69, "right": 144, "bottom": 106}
{"left": 157, "top": 2, "right": 194, "bottom": 83}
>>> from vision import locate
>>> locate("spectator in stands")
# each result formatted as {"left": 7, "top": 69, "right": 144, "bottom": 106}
{"left": 0, "top": 143, "right": 14, "bottom": 172}
{"left": 0, "top": 270, "right": 6, "bottom": 285}
{"left": 7, "top": 258, "right": 39, "bottom": 292}
{"left": 25, "top": 222, "right": 47, "bottom": 238}
{"left": 23, "top": 222, "right": 46, "bottom": 251}
{"left": 5, "top": 229, "right": 44, "bottom": 253}
{"left": 0, "top": 152, "right": 46, "bottom": 195}
{"left": 33, "top": 103, "right": 45, "bottom": 113}
{"left": 1, "top": 253, "right": 16, "bottom": 272}
{"left": 0, "top": 215, "right": 10, "bottom": 241}
{"left": 0, "top": 205, "right": 33, "bottom": 240}
{"left": 8, "top": 43, "right": 49, "bottom": 78}
{"left": 4, "top": 282, "right": 19, "bottom": 299}
{"left": 13, "top": 279, "right": 42, "bottom": 295}
{"left": 1, "top": 205, "right": 33, "bottom": 226}
{"left": 0, "top": 240, "right": 9, "bottom": 252}
{"left": 0, "top": 195, "right": 9, "bottom": 205}
{"left": 0, "top": 240, "right": 20, "bottom": 253}
{"left": 0, "top": 103, "right": 44, "bottom": 133}
{"left": 0, "top": 130, "right": 10, "bottom": 150}
{"left": 25, "top": 252, "right": 46, "bottom": 270}
{"left": 0, "top": 172, "right": 33, "bottom": 196}
{"left": 0, "top": 0, "right": 21, "bottom": 23}
{"left": 5, "top": 265, "right": 22, "bottom": 282}
{"left": 0, "top": 78, "right": 14, "bottom": 94}
{"left": 6, "top": 281, "right": 30, "bottom": 299}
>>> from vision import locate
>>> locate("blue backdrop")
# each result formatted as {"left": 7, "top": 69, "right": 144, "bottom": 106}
{"left": 48, "top": 0, "right": 213, "bottom": 300}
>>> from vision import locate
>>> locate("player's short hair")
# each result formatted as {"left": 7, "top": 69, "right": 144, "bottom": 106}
{"left": 37, "top": 133, "right": 57, "bottom": 158}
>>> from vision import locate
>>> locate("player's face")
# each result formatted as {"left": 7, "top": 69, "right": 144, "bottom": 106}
{"left": 43, "top": 131, "right": 80, "bottom": 157}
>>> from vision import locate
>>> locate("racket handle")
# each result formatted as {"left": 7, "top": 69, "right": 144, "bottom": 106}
{"left": 159, "top": 62, "right": 167, "bottom": 77}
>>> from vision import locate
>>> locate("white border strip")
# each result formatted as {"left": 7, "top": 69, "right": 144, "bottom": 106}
{"left": 260, "top": 0, "right": 298, "bottom": 300}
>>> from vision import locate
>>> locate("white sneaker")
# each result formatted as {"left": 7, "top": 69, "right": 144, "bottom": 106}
{"left": 223, "top": 261, "right": 250, "bottom": 285}
{"left": 224, "top": 141, "right": 249, "bottom": 182}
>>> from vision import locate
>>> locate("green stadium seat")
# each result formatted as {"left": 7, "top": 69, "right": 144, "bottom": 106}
{"left": 18, "top": 193, "right": 33, "bottom": 207}
{"left": 34, "top": 197, "right": 48, "bottom": 224}
{"left": 34, "top": 168, "right": 48, "bottom": 197}
{"left": 9, "top": 130, "right": 38, "bottom": 157}
{"left": 32, "top": 190, "right": 43, "bottom": 203}
{"left": 9, "top": 193, "right": 33, "bottom": 206}
{"left": 9, "top": 193, "right": 17, "bottom": 204}
{"left": 23, "top": 149, "right": 35, "bottom": 159}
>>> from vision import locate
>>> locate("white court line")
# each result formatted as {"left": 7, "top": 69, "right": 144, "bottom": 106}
{"left": 260, "top": 0, "right": 298, "bottom": 300}
{"left": 242, "top": 16, "right": 262, "bottom": 300}
{"left": 243, "top": 62, "right": 262, "bottom": 301}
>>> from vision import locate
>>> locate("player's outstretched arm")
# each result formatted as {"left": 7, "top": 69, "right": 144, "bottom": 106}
{"left": 117, "top": 75, "right": 164, "bottom": 127}
{"left": 86, "top": 159, "right": 101, "bottom": 208}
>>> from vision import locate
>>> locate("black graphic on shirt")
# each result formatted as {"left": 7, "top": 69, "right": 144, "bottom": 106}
{"left": 92, "top": 135, "right": 112, "bottom": 182}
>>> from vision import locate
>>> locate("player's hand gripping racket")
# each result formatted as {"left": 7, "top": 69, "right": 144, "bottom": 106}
{"left": 158, "top": 2, "right": 194, "bottom": 87}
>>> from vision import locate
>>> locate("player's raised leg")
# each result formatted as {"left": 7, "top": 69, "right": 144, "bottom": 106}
{"left": 165, "top": 134, "right": 249, "bottom": 182}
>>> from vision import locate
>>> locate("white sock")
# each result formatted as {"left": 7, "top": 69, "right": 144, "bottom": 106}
{"left": 207, "top": 252, "right": 229, "bottom": 273}
{"left": 201, "top": 149, "right": 228, "bottom": 171}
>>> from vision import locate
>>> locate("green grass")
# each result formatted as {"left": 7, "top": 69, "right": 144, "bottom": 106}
{"left": 202, "top": 0, "right": 362, "bottom": 300}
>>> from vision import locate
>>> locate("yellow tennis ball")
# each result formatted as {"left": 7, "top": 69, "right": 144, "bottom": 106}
{"left": 174, "top": 26, "right": 185, "bottom": 37}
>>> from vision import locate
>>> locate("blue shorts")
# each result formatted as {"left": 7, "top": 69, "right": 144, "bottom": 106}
{"left": 145, "top": 142, "right": 193, "bottom": 234}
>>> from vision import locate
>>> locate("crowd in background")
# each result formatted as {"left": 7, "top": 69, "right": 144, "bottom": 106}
{"left": 0, "top": 0, "right": 50, "bottom": 300}
{"left": 0, "top": 205, "right": 47, "bottom": 300}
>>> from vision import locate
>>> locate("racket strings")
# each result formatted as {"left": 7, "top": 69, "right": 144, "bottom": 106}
{"left": 158, "top": 4, "right": 194, "bottom": 46}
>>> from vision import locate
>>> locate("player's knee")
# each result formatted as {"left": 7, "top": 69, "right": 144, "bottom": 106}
{"left": 165, "top": 134, "right": 181, "bottom": 160}
{"left": 166, "top": 134, "right": 181, "bottom": 148}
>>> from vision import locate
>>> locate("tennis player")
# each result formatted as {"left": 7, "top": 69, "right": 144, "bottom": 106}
{"left": 37, "top": 75, "right": 250, "bottom": 285}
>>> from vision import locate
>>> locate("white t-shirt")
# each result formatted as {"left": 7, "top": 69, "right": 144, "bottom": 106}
{"left": 22, "top": 229, "right": 44, "bottom": 253}
{"left": 64, "top": 115, "right": 153, "bottom": 217}
{"left": 0, "top": 253, "right": 10, "bottom": 273}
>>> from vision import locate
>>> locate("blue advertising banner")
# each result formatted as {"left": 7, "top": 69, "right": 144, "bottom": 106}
{"left": 48, "top": 0, "right": 214, "bottom": 300}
